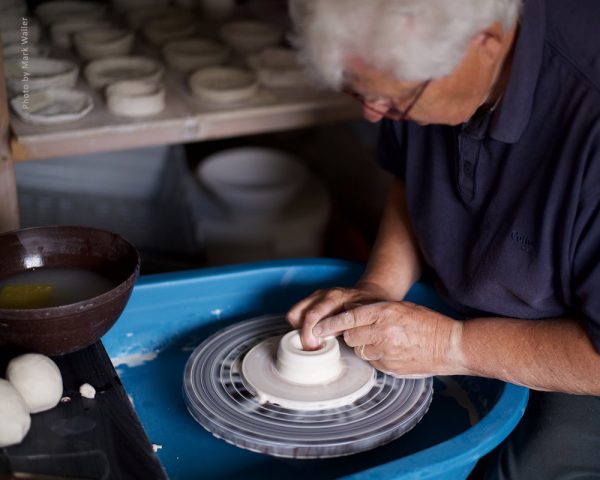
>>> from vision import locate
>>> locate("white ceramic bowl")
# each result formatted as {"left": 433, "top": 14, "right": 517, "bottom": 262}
{"left": 143, "top": 15, "right": 196, "bottom": 46}
{"left": 162, "top": 38, "right": 229, "bottom": 72}
{"left": 199, "top": 0, "right": 235, "bottom": 21}
{"left": 84, "top": 56, "right": 164, "bottom": 89}
{"left": 189, "top": 66, "right": 258, "bottom": 104}
{"left": 247, "top": 47, "right": 309, "bottom": 88}
{"left": 0, "top": 0, "right": 26, "bottom": 13}
{"left": 196, "top": 147, "right": 309, "bottom": 217}
{"left": 74, "top": 28, "right": 135, "bottom": 60}
{"left": 10, "top": 88, "right": 93, "bottom": 125}
{"left": 125, "top": 6, "right": 178, "bottom": 29}
{"left": 35, "top": 1, "right": 106, "bottom": 26}
{"left": 0, "top": 16, "right": 41, "bottom": 45}
{"left": 50, "top": 18, "right": 113, "bottom": 48}
{"left": 105, "top": 80, "right": 165, "bottom": 117}
{"left": 3, "top": 43, "right": 49, "bottom": 59}
{"left": 219, "top": 20, "right": 282, "bottom": 54}
{"left": 111, "top": 0, "right": 169, "bottom": 13}
{"left": 4, "top": 57, "right": 79, "bottom": 95}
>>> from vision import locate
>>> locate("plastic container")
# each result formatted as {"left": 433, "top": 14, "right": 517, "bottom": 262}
{"left": 103, "top": 259, "right": 529, "bottom": 480}
{"left": 15, "top": 146, "right": 202, "bottom": 262}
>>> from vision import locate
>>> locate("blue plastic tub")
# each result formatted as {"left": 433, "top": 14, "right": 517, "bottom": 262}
{"left": 103, "top": 259, "right": 528, "bottom": 479}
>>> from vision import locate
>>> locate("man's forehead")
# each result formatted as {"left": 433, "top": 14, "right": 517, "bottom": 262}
{"left": 343, "top": 57, "right": 423, "bottom": 94}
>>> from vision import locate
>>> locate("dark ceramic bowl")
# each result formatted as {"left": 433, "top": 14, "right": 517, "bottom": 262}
{"left": 0, "top": 226, "right": 140, "bottom": 355}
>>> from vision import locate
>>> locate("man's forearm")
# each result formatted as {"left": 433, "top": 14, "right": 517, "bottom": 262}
{"left": 452, "top": 316, "right": 600, "bottom": 395}
{"left": 359, "top": 179, "right": 422, "bottom": 300}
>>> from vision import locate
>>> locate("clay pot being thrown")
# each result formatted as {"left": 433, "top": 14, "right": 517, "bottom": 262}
{"left": 241, "top": 328, "right": 376, "bottom": 410}
{"left": 275, "top": 331, "right": 343, "bottom": 385}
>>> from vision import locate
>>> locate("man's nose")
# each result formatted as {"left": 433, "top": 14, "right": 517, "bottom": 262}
{"left": 362, "top": 106, "right": 385, "bottom": 123}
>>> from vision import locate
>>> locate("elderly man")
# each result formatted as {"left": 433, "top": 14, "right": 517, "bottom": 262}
{"left": 286, "top": 0, "right": 600, "bottom": 477}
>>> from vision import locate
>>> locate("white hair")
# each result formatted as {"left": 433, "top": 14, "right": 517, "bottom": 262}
{"left": 289, "top": 0, "right": 523, "bottom": 88}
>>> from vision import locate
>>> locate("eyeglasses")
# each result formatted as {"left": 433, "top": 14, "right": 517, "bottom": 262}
{"left": 343, "top": 79, "right": 431, "bottom": 121}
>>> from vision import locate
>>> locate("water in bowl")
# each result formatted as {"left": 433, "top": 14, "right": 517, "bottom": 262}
{"left": 0, "top": 267, "right": 116, "bottom": 309}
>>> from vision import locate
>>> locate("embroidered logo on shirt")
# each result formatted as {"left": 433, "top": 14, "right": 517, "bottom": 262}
{"left": 510, "top": 231, "right": 535, "bottom": 253}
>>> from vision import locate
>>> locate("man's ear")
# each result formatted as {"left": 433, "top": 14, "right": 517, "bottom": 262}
{"left": 475, "top": 23, "right": 505, "bottom": 66}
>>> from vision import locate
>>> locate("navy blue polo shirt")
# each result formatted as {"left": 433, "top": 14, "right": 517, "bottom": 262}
{"left": 377, "top": 0, "right": 600, "bottom": 351}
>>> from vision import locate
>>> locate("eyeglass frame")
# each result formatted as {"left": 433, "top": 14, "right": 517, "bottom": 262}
{"left": 342, "top": 79, "right": 432, "bottom": 121}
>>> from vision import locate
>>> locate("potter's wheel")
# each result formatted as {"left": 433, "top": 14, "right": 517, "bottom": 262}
{"left": 183, "top": 316, "right": 433, "bottom": 459}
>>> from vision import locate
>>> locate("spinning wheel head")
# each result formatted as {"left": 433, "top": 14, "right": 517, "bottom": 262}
{"left": 183, "top": 316, "right": 433, "bottom": 459}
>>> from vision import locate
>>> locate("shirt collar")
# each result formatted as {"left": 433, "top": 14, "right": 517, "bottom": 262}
{"left": 489, "top": 0, "right": 546, "bottom": 144}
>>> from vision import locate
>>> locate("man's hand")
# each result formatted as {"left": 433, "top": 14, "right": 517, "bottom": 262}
{"left": 312, "top": 301, "right": 463, "bottom": 377}
{"left": 286, "top": 282, "right": 391, "bottom": 350}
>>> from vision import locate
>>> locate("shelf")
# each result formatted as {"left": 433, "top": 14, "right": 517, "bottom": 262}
{"left": 9, "top": 66, "right": 361, "bottom": 161}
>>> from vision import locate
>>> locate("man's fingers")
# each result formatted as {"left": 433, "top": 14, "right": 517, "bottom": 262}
{"left": 313, "top": 303, "right": 384, "bottom": 338}
{"left": 287, "top": 294, "right": 321, "bottom": 328}
{"left": 354, "top": 344, "right": 383, "bottom": 362}
{"left": 297, "top": 290, "right": 352, "bottom": 349}
{"left": 342, "top": 325, "right": 381, "bottom": 347}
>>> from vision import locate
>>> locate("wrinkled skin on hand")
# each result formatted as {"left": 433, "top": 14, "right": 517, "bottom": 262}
{"left": 292, "top": 299, "right": 461, "bottom": 378}
{"left": 286, "top": 284, "right": 390, "bottom": 350}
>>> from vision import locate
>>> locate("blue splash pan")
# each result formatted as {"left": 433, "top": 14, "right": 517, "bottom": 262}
{"left": 103, "top": 259, "right": 528, "bottom": 480}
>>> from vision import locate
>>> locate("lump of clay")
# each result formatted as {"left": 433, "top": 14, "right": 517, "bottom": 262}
{"left": 7, "top": 353, "right": 63, "bottom": 414}
{"left": 0, "top": 379, "right": 31, "bottom": 447}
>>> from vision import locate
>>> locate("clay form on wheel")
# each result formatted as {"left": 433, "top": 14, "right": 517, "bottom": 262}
{"left": 35, "top": 1, "right": 106, "bottom": 26}
{"left": 162, "top": 38, "right": 229, "bottom": 72}
{"left": 247, "top": 47, "right": 309, "bottom": 88}
{"left": 50, "top": 18, "right": 113, "bottom": 48}
{"left": 143, "top": 15, "right": 196, "bottom": 46}
{"left": 189, "top": 66, "right": 258, "bottom": 104}
{"left": 242, "top": 330, "right": 376, "bottom": 410}
{"left": 10, "top": 88, "right": 93, "bottom": 125}
{"left": 74, "top": 28, "right": 135, "bottom": 61}
{"left": 183, "top": 316, "right": 434, "bottom": 458}
{"left": 85, "top": 56, "right": 164, "bottom": 89}
{"left": 4, "top": 58, "right": 79, "bottom": 95}
{"left": 106, "top": 80, "right": 165, "bottom": 117}
{"left": 219, "top": 20, "right": 282, "bottom": 54}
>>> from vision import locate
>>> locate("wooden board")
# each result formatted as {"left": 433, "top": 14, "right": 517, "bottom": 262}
{"left": 0, "top": 343, "right": 167, "bottom": 480}
{"left": 0, "top": 44, "right": 19, "bottom": 231}
{"left": 8, "top": 36, "right": 361, "bottom": 162}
